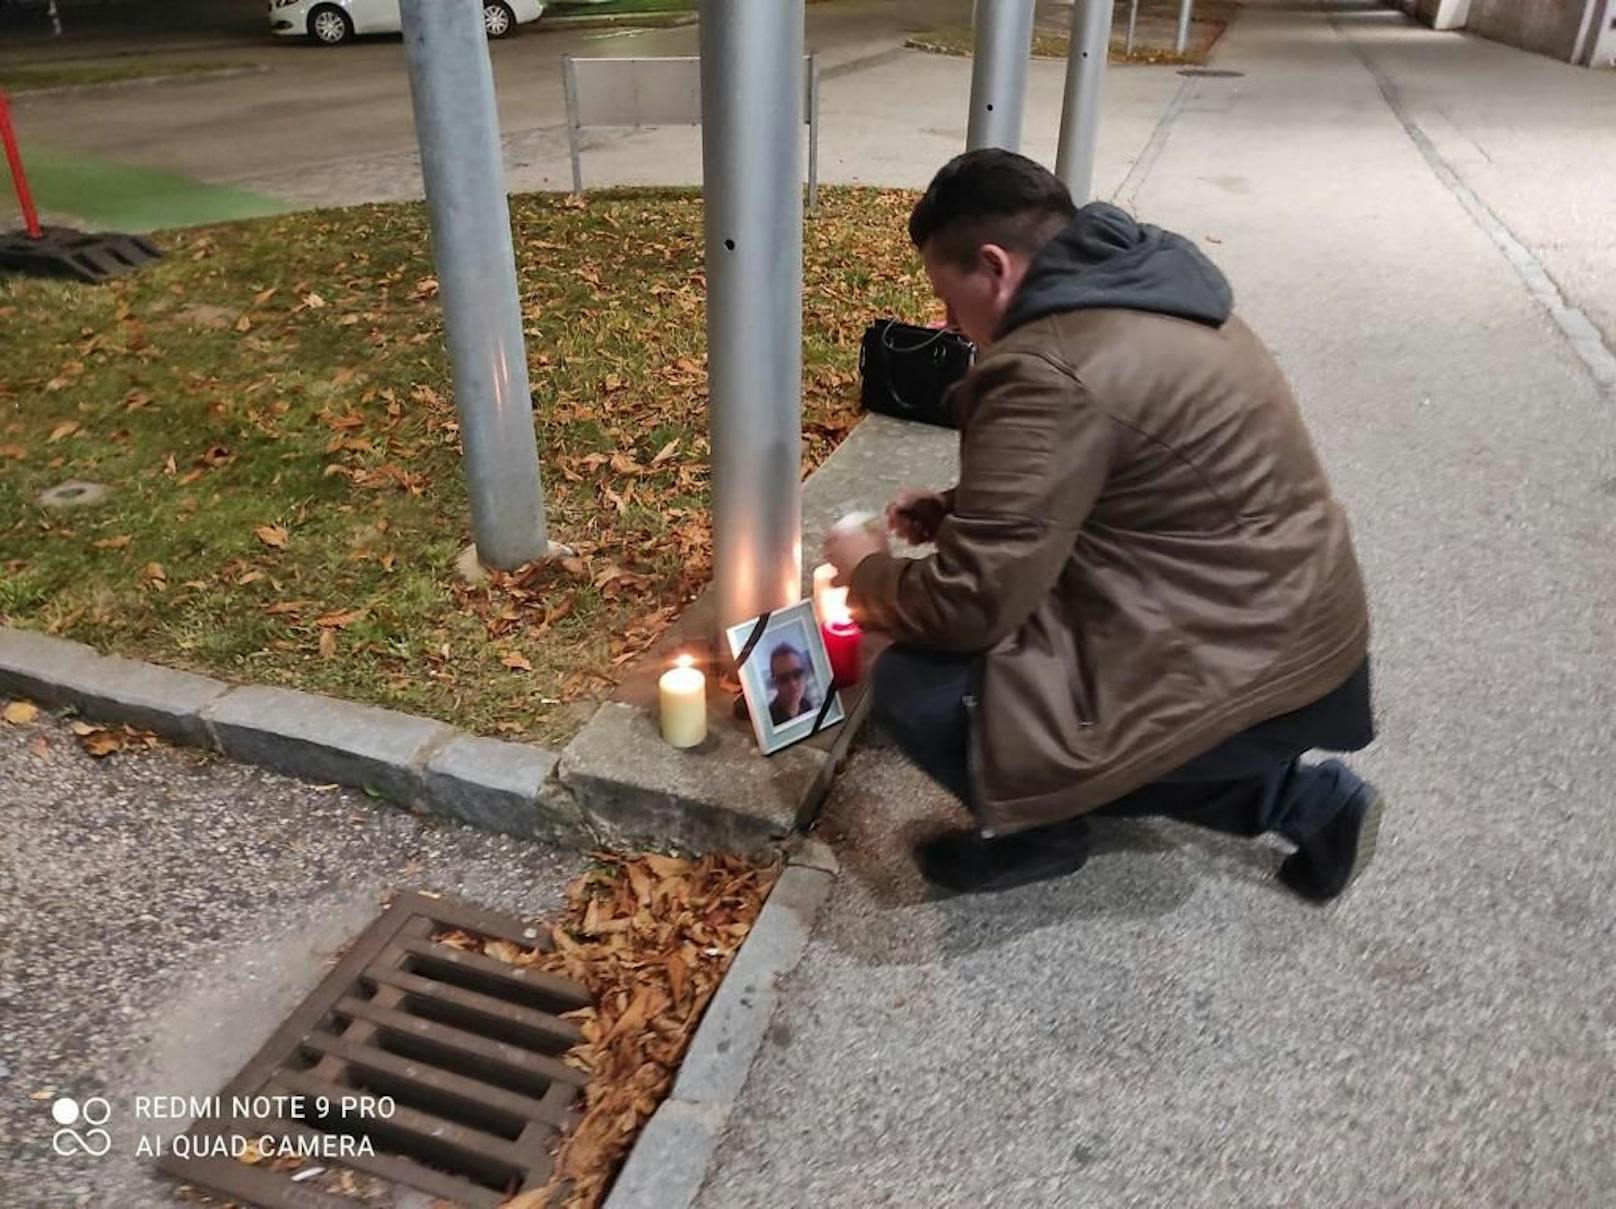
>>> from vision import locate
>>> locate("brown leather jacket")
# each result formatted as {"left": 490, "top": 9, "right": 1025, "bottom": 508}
{"left": 850, "top": 303, "right": 1370, "bottom": 835}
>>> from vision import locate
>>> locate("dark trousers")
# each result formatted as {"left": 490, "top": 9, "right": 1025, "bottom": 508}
{"left": 870, "top": 646, "right": 1364, "bottom": 843}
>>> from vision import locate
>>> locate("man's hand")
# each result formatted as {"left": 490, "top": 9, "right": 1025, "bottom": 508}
{"left": 823, "top": 522, "right": 890, "bottom": 587}
{"left": 886, "top": 488, "right": 950, "bottom": 545}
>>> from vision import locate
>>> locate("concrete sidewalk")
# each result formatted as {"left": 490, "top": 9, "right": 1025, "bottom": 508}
{"left": 696, "top": 3, "right": 1616, "bottom": 1206}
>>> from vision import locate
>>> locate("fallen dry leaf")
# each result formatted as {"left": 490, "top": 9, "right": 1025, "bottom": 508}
{"left": 500, "top": 650, "right": 534, "bottom": 672}
{"left": 94, "top": 534, "right": 132, "bottom": 550}
{"left": 314, "top": 608, "right": 366, "bottom": 629}
{"left": 445, "top": 852, "right": 780, "bottom": 1209}
{"left": 47, "top": 421, "right": 81, "bottom": 443}
{"left": 2, "top": 701, "right": 40, "bottom": 726}
{"left": 0, "top": 444, "right": 24, "bottom": 460}
{"left": 498, "top": 1192, "right": 550, "bottom": 1209}
{"left": 255, "top": 524, "right": 290, "bottom": 549}
{"left": 72, "top": 723, "right": 163, "bottom": 758}
{"left": 318, "top": 630, "right": 337, "bottom": 659}
{"left": 142, "top": 562, "right": 167, "bottom": 582}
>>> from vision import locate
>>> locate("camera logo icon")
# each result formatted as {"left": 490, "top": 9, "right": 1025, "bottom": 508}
{"left": 50, "top": 1096, "right": 112, "bottom": 1157}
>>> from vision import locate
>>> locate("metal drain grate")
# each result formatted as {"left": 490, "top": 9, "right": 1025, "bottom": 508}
{"left": 1177, "top": 68, "right": 1246, "bottom": 77}
{"left": 161, "top": 891, "right": 593, "bottom": 1209}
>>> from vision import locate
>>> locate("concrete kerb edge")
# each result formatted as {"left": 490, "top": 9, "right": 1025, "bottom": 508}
{"left": 602, "top": 851, "right": 837, "bottom": 1209}
{"left": 0, "top": 625, "right": 596, "bottom": 842}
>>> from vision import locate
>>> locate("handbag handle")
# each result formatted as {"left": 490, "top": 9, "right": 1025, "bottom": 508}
{"left": 875, "top": 321, "right": 965, "bottom": 415}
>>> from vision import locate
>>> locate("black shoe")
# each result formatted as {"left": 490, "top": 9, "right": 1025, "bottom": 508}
{"left": 1278, "top": 779, "right": 1386, "bottom": 902}
{"left": 915, "top": 816, "right": 1090, "bottom": 894}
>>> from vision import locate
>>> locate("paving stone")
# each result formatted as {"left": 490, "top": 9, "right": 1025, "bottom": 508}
{"left": 422, "top": 733, "right": 557, "bottom": 837}
{"left": 0, "top": 628, "right": 101, "bottom": 707}
{"left": 202, "top": 685, "right": 454, "bottom": 807}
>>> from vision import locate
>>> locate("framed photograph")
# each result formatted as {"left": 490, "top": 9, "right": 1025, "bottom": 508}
{"left": 725, "top": 599, "right": 846, "bottom": 756}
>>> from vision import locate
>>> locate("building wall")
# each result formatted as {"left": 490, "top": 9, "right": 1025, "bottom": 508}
{"left": 1586, "top": 0, "right": 1616, "bottom": 64}
{"left": 1463, "top": 0, "right": 1592, "bottom": 61}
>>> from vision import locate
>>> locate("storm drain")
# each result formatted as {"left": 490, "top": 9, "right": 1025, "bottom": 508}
{"left": 161, "top": 891, "right": 593, "bottom": 1209}
{"left": 1178, "top": 68, "right": 1246, "bottom": 77}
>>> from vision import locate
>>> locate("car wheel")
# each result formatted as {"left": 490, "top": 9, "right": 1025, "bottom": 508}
{"left": 308, "top": 4, "right": 352, "bottom": 45}
{"left": 483, "top": 1, "right": 515, "bottom": 38}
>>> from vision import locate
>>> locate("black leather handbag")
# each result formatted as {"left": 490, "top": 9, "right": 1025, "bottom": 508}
{"left": 858, "top": 319, "right": 975, "bottom": 429}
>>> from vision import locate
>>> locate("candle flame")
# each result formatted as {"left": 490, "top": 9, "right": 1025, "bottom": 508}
{"left": 821, "top": 586, "right": 851, "bottom": 627}
{"left": 674, "top": 653, "right": 696, "bottom": 670}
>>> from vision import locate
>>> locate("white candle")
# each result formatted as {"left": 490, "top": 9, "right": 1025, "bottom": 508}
{"left": 659, "top": 654, "right": 706, "bottom": 748}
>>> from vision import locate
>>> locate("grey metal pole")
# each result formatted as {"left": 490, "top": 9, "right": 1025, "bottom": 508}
{"left": 699, "top": 0, "right": 805, "bottom": 637}
{"left": 806, "top": 55, "right": 819, "bottom": 213}
{"left": 47, "top": 0, "right": 61, "bottom": 35}
{"left": 563, "top": 55, "right": 584, "bottom": 194}
{"left": 1055, "top": 0, "right": 1113, "bottom": 203}
{"left": 967, "top": 0, "right": 1036, "bottom": 151}
{"left": 1176, "top": 0, "right": 1195, "bottom": 55}
{"left": 399, "top": 0, "right": 548, "bottom": 570}
{"left": 1126, "top": 0, "right": 1139, "bottom": 56}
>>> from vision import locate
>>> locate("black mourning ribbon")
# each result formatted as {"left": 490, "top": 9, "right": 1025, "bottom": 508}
{"left": 733, "top": 609, "right": 840, "bottom": 742}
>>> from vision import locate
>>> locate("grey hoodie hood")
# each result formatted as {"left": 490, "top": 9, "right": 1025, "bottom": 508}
{"left": 999, "top": 202, "right": 1233, "bottom": 338}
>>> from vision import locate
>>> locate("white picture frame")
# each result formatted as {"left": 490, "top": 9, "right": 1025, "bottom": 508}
{"left": 725, "top": 599, "right": 846, "bottom": 756}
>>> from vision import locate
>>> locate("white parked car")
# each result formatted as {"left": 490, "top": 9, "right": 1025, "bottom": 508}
{"left": 269, "top": 0, "right": 546, "bottom": 45}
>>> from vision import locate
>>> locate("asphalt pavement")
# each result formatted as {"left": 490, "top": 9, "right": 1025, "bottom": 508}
{"left": 697, "top": 4, "right": 1616, "bottom": 1205}
{"left": 0, "top": 709, "right": 586, "bottom": 1209}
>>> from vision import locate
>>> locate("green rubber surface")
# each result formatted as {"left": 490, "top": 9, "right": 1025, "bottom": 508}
{"left": 1, "top": 146, "right": 293, "bottom": 233}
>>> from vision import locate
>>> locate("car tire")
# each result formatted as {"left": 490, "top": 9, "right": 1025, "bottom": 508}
{"left": 483, "top": 1, "right": 516, "bottom": 38}
{"left": 307, "top": 4, "right": 352, "bottom": 45}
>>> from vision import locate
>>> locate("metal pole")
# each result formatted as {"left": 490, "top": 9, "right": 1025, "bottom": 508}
{"left": 1055, "top": 0, "right": 1113, "bottom": 203}
{"left": 967, "top": 0, "right": 1035, "bottom": 151}
{"left": 399, "top": 0, "right": 548, "bottom": 569}
{"left": 47, "top": 0, "right": 61, "bottom": 36}
{"left": 562, "top": 55, "right": 584, "bottom": 194}
{"left": 700, "top": 0, "right": 805, "bottom": 637}
{"left": 1126, "top": 0, "right": 1139, "bottom": 56}
{"left": 806, "top": 55, "right": 819, "bottom": 213}
{"left": 1176, "top": 0, "right": 1195, "bottom": 55}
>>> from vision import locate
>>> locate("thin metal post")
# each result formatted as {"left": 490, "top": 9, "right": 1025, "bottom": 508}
{"left": 806, "top": 54, "right": 819, "bottom": 213}
{"left": 967, "top": 0, "right": 1035, "bottom": 151}
{"left": 1126, "top": 0, "right": 1139, "bottom": 56}
{"left": 399, "top": 0, "right": 548, "bottom": 569}
{"left": 1055, "top": 0, "right": 1113, "bottom": 203}
{"left": 1176, "top": 0, "right": 1195, "bottom": 55}
{"left": 562, "top": 55, "right": 583, "bottom": 194}
{"left": 700, "top": 0, "right": 805, "bottom": 637}
{"left": 47, "top": 0, "right": 61, "bottom": 36}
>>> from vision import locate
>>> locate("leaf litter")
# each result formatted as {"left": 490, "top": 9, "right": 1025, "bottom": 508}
{"left": 433, "top": 851, "right": 781, "bottom": 1209}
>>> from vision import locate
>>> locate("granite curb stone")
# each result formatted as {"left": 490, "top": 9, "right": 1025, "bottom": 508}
{"left": 423, "top": 732, "right": 560, "bottom": 838}
{"left": 0, "top": 628, "right": 229, "bottom": 744}
{"left": 200, "top": 685, "right": 456, "bottom": 808}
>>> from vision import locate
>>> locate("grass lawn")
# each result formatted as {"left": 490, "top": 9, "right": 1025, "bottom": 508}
{"left": 0, "top": 188, "right": 934, "bottom": 745}
{"left": 907, "top": 0, "right": 1239, "bottom": 65}
{"left": 0, "top": 58, "right": 254, "bottom": 92}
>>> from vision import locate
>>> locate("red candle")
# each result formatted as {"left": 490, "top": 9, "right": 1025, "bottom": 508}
{"left": 822, "top": 618, "right": 862, "bottom": 687}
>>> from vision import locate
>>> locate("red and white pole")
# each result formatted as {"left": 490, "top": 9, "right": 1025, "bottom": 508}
{"left": 0, "top": 90, "right": 44, "bottom": 240}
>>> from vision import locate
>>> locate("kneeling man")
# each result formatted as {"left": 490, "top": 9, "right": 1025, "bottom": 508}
{"left": 825, "top": 150, "right": 1382, "bottom": 899}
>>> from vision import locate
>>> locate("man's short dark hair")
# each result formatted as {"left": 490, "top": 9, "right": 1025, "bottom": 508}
{"left": 909, "top": 149, "right": 1077, "bottom": 268}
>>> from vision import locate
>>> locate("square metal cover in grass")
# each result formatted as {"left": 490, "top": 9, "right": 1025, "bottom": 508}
{"left": 160, "top": 890, "right": 593, "bottom": 1209}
